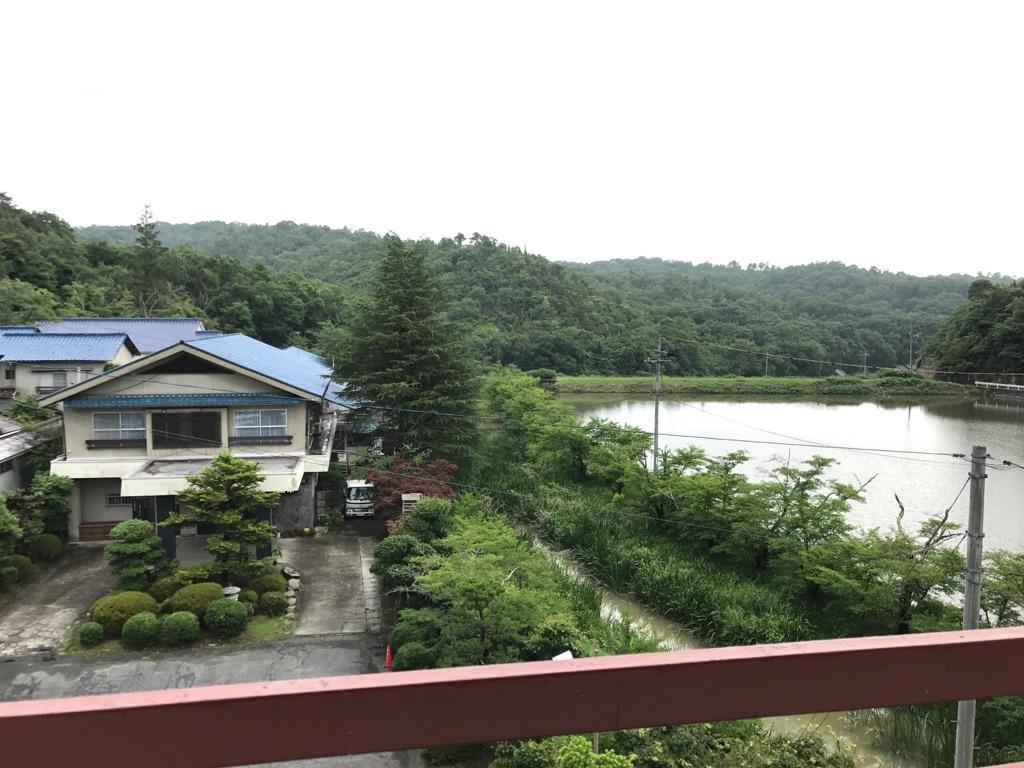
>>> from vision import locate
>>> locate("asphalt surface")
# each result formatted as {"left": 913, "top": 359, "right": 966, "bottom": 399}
{"left": 1, "top": 624, "right": 421, "bottom": 768}
{"left": 0, "top": 544, "right": 113, "bottom": 657}
{"left": 280, "top": 532, "right": 382, "bottom": 635}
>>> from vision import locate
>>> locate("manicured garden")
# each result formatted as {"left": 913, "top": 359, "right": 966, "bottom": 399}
{"left": 70, "top": 453, "right": 301, "bottom": 654}
{"left": 1, "top": 469, "right": 73, "bottom": 599}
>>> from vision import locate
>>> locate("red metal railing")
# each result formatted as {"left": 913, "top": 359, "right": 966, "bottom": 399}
{"left": 2, "top": 628, "right": 1024, "bottom": 768}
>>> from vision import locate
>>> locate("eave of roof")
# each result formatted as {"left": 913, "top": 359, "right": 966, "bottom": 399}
{"left": 65, "top": 393, "right": 304, "bottom": 409}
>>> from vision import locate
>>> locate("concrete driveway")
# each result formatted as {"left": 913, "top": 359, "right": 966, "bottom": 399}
{"left": 0, "top": 544, "right": 114, "bottom": 658}
{"left": 279, "top": 532, "right": 382, "bottom": 636}
{"left": 1, "top": 635, "right": 422, "bottom": 768}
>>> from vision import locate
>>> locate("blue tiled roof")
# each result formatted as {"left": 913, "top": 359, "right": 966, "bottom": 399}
{"left": 0, "top": 326, "right": 38, "bottom": 334}
{"left": 0, "top": 333, "right": 131, "bottom": 362}
{"left": 186, "top": 334, "right": 355, "bottom": 408}
{"left": 36, "top": 318, "right": 208, "bottom": 353}
{"left": 65, "top": 393, "right": 303, "bottom": 409}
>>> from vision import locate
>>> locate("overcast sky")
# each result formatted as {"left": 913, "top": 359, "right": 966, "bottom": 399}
{"left": 3, "top": 2, "right": 1023, "bottom": 276}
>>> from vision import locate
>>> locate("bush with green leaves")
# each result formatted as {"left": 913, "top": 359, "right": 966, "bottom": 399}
{"left": 28, "top": 533, "right": 62, "bottom": 561}
{"left": 104, "top": 520, "right": 168, "bottom": 591}
{"left": 258, "top": 590, "right": 288, "bottom": 616}
{"left": 371, "top": 534, "right": 437, "bottom": 593}
{"left": 121, "top": 611, "right": 160, "bottom": 649}
{"left": 204, "top": 597, "right": 249, "bottom": 637}
{"left": 239, "top": 589, "right": 258, "bottom": 606}
{"left": 0, "top": 566, "right": 18, "bottom": 590}
{"left": 390, "top": 641, "right": 434, "bottom": 671}
{"left": 78, "top": 621, "right": 104, "bottom": 648}
{"left": 161, "top": 611, "right": 201, "bottom": 646}
{"left": 89, "top": 591, "right": 159, "bottom": 636}
{"left": 149, "top": 573, "right": 190, "bottom": 603}
{"left": 1, "top": 554, "right": 35, "bottom": 582}
{"left": 177, "top": 563, "right": 225, "bottom": 585}
{"left": 250, "top": 573, "right": 287, "bottom": 595}
{"left": 0, "top": 498, "right": 24, "bottom": 557}
{"left": 163, "top": 582, "right": 225, "bottom": 617}
{"left": 557, "top": 736, "right": 631, "bottom": 768}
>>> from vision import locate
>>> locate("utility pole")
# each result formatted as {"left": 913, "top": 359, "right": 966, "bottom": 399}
{"left": 647, "top": 337, "right": 667, "bottom": 472}
{"left": 862, "top": 352, "right": 868, "bottom": 376}
{"left": 764, "top": 352, "right": 769, "bottom": 377}
{"left": 953, "top": 445, "right": 988, "bottom": 768}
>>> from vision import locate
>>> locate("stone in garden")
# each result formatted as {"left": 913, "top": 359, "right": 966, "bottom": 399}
{"left": 288, "top": 578, "right": 300, "bottom": 590}
{"left": 282, "top": 566, "right": 300, "bottom": 579}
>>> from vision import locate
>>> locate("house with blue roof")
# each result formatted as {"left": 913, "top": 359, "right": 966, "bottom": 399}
{"left": 38, "top": 333, "right": 351, "bottom": 549}
{"left": 35, "top": 317, "right": 215, "bottom": 354}
{"left": 0, "top": 333, "right": 139, "bottom": 399}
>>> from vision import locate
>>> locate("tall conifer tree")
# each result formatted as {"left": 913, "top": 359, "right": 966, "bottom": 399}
{"left": 341, "top": 235, "right": 478, "bottom": 459}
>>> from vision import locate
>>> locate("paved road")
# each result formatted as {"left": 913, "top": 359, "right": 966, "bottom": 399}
{"left": 279, "top": 533, "right": 382, "bottom": 635}
{"left": 1, "top": 634, "right": 422, "bottom": 768}
{"left": 0, "top": 544, "right": 113, "bottom": 657}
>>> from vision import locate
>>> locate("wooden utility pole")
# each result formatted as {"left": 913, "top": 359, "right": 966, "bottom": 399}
{"left": 953, "top": 445, "right": 988, "bottom": 768}
{"left": 862, "top": 352, "right": 868, "bottom": 375}
{"left": 764, "top": 352, "right": 769, "bottom": 377}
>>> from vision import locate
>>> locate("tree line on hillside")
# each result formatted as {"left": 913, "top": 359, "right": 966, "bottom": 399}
{"left": 73, "top": 213, "right": 1005, "bottom": 375}
{"left": 0, "top": 197, "right": 347, "bottom": 346}
{"left": 920, "top": 278, "right": 1024, "bottom": 374}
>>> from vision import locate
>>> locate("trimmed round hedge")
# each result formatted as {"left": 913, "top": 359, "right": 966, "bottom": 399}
{"left": 250, "top": 573, "right": 287, "bottom": 595}
{"left": 0, "top": 566, "right": 18, "bottom": 590}
{"left": 161, "top": 611, "right": 201, "bottom": 646}
{"left": 239, "top": 589, "right": 258, "bottom": 606}
{"left": 204, "top": 598, "right": 248, "bottom": 638}
{"left": 149, "top": 574, "right": 190, "bottom": 603}
{"left": 121, "top": 611, "right": 160, "bottom": 649}
{"left": 258, "top": 590, "right": 288, "bottom": 617}
{"left": 163, "top": 582, "right": 225, "bottom": 617}
{"left": 28, "top": 533, "right": 62, "bottom": 561}
{"left": 1, "top": 554, "right": 35, "bottom": 582}
{"left": 90, "top": 591, "right": 159, "bottom": 636}
{"left": 78, "top": 621, "right": 104, "bottom": 647}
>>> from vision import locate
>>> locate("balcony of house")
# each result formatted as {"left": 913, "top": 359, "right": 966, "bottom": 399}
{"left": 2, "top": 628, "right": 1023, "bottom": 767}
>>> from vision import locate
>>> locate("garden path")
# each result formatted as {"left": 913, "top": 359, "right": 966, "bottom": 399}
{"left": 0, "top": 544, "right": 113, "bottom": 658}
{"left": 278, "top": 532, "right": 382, "bottom": 636}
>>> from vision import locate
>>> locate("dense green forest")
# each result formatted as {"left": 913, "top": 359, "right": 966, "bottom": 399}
{"left": 76, "top": 217, "right": 1003, "bottom": 374}
{"left": 1, "top": 194, "right": 1008, "bottom": 374}
{"left": 920, "top": 278, "right": 1024, "bottom": 374}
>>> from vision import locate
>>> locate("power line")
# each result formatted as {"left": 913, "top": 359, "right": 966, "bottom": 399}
{"left": 112, "top": 373, "right": 967, "bottom": 460}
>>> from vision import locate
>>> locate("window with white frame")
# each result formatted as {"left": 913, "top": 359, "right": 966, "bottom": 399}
{"left": 93, "top": 412, "right": 146, "bottom": 442}
{"left": 38, "top": 370, "right": 67, "bottom": 388}
{"left": 233, "top": 409, "right": 287, "bottom": 438}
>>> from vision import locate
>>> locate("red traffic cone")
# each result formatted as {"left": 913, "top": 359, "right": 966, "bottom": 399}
{"left": 384, "top": 644, "right": 393, "bottom": 670}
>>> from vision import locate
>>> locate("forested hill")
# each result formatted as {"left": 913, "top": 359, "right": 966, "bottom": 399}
{"left": 73, "top": 218, "right": 990, "bottom": 375}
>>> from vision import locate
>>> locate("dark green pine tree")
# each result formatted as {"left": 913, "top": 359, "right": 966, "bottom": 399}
{"left": 132, "top": 204, "right": 167, "bottom": 260}
{"left": 341, "top": 235, "right": 479, "bottom": 460}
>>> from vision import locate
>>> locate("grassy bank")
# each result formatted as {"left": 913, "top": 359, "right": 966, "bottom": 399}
{"left": 555, "top": 374, "right": 967, "bottom": 397}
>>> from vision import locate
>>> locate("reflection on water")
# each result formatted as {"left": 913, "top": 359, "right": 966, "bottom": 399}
{"left": 562, "top": 394, "right": 1024, "bottom": 552}
{"left": 533, "top": 536, "right": 913, "bottom": 767}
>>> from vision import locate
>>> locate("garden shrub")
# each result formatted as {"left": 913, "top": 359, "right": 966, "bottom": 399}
{"left": 250, "top": 573, "right": 287, "bottom": 595}
{"left": 28, "top": 533, "right": 62, "bottom": 561}
{"left": 121, "top": 611, "right": 160, "bottom": 649}
{"left": 389, "top": 607, "right": 443, "bottom": 651}
{"left": 257, "top": 590, "right": 288, "bottom": 616}
{"left": 78, "top": 621, "right": 104, "bottom": 647}
{"left": 204, "top": 597, "right": 249, "bottom": 637}
{"left": 104, "top": 520, "right": 168, "bottom": 591}
{"left": 222, "top": 562, "right": 251, "bottom": 587}
{"left": 1, "top": 554, "right": 35, "bottom": 582}
{"left": 161, "top": 611, "right": 201, "bottom": 646}
{"left": 177, "top": 563, "right": 224, "bottom": 585}
{"left": 390, "top": 641, "right": 434, "bottom": 671}
{"left": 239, "top": 589, "right": 258, "bottom": 606}
{"left": 149, "top": 573, "right": 190, "bottom": 603}
{"left": 163, "top": 582, "right": 225, "bottom": 617}
{"left": 0, "top": 566, "right": 18, "bottom": 589}
{"left": 89, "top": 591, "right": 159, "bottom": 636}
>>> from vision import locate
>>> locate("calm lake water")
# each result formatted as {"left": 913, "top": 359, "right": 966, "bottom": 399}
{"left": 562, "top": 394, "right": 1024, "bottom": 552}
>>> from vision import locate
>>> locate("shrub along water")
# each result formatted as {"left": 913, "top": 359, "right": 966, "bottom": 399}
{"left": 376, "top": 494, "right": 852, "bottom": 768}
{"left": 473, "top": 369, "right": 1024, "bottom": 767}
